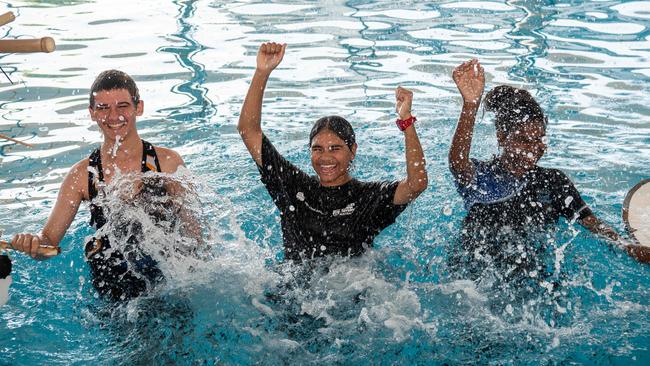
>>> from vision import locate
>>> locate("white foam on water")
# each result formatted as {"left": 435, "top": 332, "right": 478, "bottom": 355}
{"left": 288, "top": 254, "right": 436, "bottom": 342}
{"left": 427, "top": 279, "right": 489, "bottom": 304}
{"left": 87, "top": 167, "right": 282, "bottom": 308}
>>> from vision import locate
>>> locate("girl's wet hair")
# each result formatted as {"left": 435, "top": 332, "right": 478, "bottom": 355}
{"left": 309, "top": 116, "right": 356, "bottom": 151}
{"left": 89, "top": 69, "right": 140, "bottom": 108}
{"left": 484, "top": 85, "right": 546, "bottom": 136}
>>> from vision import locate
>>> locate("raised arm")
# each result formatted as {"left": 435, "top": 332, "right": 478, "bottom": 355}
{"left": 10, "top": 161, "right": 87, "bottom": 259}
{"left": 238, "top": 42, "right": 287, "bottom": 166}
{"left": 393, "top": 87, "right": 428, "bottom": 205}
{"left": 579, "top": 214, "right": 650, "bottom": 264}
{"left": 449, "top": 59, "right": 485, "bottom": 186}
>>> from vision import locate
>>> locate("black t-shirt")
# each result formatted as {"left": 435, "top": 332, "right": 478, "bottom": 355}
{"left": 257, "top": 134, "right": 408, "bottom": 261}
{"left": 458, "top": 159, "right": 592, "bottom": 231}
{"left": 451, "top": 158, "right": 593, "bottom": 278}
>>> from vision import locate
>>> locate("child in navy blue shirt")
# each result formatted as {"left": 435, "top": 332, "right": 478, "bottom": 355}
{"left": 448, "top": 59, "right": 649, "bottom": 277}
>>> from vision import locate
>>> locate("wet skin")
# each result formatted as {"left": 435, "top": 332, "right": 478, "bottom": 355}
{"left": 309, "top": 130, "right": 357, "bottom": 187}
{"left": 89, "top": 89, "right": 143, "bottom": 144}
{"left": 497, "top": 120, "right": 547, "bottom": 178}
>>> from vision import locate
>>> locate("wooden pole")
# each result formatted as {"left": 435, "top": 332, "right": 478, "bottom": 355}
{"left": 0, "top": 12, "right": 15, "bottom": 27}
{"left": 0, "top": 240, "right": 61, "bottom": 257}
{"left": 0, "top": 37, "right": 55, "bottom": 53}
{"left": 0, "top": 133, "right": 33, "bottom": 148}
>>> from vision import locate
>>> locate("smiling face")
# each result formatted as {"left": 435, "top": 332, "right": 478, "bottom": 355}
{"left": 310, "top": 129, "right": 357, "bottom": 187}
{"left": 497, "top": 120, "right": 547, "bottom": 172}
{"left": 89, "top": 89, "right": 143, "bottom": 142}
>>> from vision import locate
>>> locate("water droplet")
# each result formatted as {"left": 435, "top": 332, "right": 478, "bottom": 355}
{"left": 564, "top": 196, "right": 574, "bottom": 206}
{"left": 443, "top": 205, "right": 452, "bottom": 216}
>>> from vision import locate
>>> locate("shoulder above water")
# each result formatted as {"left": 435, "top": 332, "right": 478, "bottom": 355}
{"left": 151, "top": 145, "right": 185, "bottom": 174}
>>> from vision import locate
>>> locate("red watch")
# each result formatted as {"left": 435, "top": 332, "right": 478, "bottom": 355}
{"left": 396, "top": 116, "right": 416, "bottom": 131}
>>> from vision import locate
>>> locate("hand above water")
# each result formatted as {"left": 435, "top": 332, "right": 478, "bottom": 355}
{"left": 395, "top": 86, "right": 413, "bottom": 121}
{"left": 453, "top": 59, "right": 485, "bottom": 105}
{"left": 256, "top": 42, "right": 286, "bottom": 75}
{"left": 9, "top": 233, "right": 59, "bottom": 260}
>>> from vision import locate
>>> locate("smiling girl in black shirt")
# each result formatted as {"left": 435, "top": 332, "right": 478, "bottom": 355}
{"left": 238, "top": 42, "right": 427, "bottom": 262}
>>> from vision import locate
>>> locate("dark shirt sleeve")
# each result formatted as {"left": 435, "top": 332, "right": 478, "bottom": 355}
{"left": 257, "top": 134, "right": 311, "bottom": 205}
{"left": 550, "top": 169, "right": 592, "bottom": 221}
{"left": 365, "top": 181, "right": 409, "bottom": 230}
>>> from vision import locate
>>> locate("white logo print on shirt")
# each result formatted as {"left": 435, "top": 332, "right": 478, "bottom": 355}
{"left": 333, "top": 203, "right": 356, "bottom": 217}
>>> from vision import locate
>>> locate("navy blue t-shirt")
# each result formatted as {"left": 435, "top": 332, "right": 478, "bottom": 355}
{"left": 456, "top": 158, "right": 592, "bottom": 227}
{"left": 451, "top": 158, "right": 593, "bottom": 278}
{"left": 258, "top": 134, "right": 408, "bottom": 261}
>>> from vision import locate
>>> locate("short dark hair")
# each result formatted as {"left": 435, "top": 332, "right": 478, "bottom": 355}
{"left": 309, "top": 116, "right": 356, "bottom": 151}
{"left": 484, "top": 85, "right": 546, "bottom": 136}
{"left": 89, "top": 70, "right": 140, "bottom": 108}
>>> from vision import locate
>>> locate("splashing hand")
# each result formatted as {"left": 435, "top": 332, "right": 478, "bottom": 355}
{"left": 256, "top": 42, "right": 287, "bottom": 75}
{"left": 453, "top": 59, "right": 485, "bottom": 104}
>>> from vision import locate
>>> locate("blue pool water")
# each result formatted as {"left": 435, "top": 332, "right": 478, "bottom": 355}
{"left": 1, "top": 0, "right": 649, "bottom": 364}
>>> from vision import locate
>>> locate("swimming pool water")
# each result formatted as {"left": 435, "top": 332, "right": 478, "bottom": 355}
{"left": 1, "top": 0, "right": 649, "bottom": 364}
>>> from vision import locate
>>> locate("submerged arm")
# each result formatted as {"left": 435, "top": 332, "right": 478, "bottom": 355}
{"left": 393, "top": 87, "right": 428, "bottom": 205}
{"left": 449, "top": 59, "right": 485, "bottom": 186}
{"left": 158, "top": 148, "right": 203, "bottom": 245}
{"left": 238, "top": 42, "right": 286, "bottom": 167}
{"left": 167, "top": 180, "right": 203, "bottom": 245}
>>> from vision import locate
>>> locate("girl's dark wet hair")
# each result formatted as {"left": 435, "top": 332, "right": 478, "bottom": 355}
{"left": 89, "top": 69, "right": 140, "bottom": 108}
{"left": 484, "top": 85, "right": 546, "bottom": 136}
{"left": 309, "top": 116, "right": 356, "bottom": 151}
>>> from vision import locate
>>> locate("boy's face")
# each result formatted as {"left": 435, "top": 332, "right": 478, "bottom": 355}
{"left": 498, "top": 120, "right": 547, "bottom": 171}
{"left": 89, "top": 89, "right": 143, "bottom": 142}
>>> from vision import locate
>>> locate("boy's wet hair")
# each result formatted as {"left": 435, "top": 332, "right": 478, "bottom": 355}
{"left": 484, "top": 85, "right": 546, "bottom": 136}
{"left": 309, "top": 116, "right": 356, "bottom": 151}
{"left": 89, "top": 70, "right": 140, "bottom": 108}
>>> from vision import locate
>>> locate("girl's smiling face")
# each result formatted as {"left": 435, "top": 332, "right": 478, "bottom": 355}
{"left": 310, "top": 129, "right": 357, "bottom": 187}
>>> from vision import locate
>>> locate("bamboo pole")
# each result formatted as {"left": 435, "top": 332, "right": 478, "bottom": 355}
{"left": 0, "top": 37, "right": 55, "bottom": 53}
{"left": 0, "top": 133, "right": 33, "bottom": 147}
{"left": 0, "top": 240, "right": 61, "bottom": 258}
{"left": 0, "top": 12, "right": 15, "bottom": 27}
